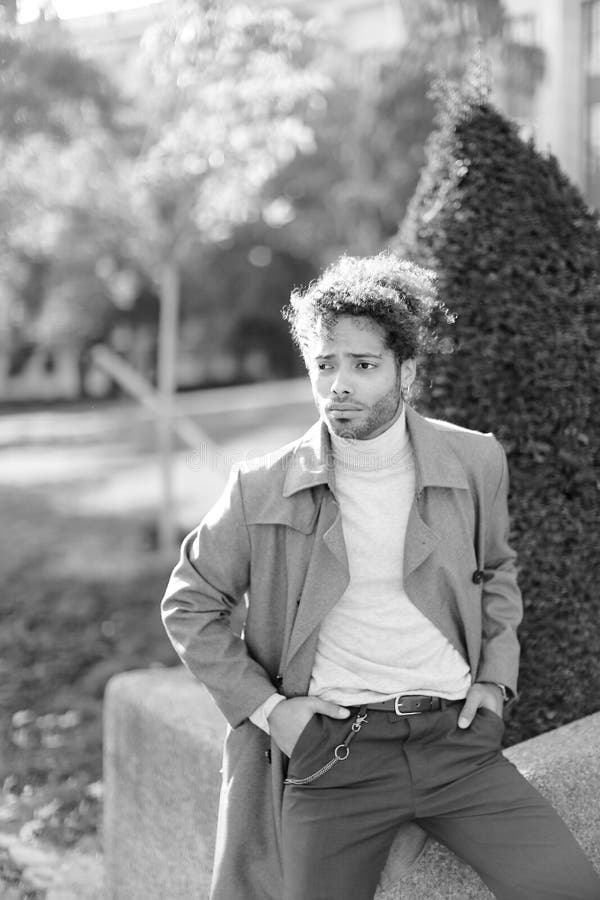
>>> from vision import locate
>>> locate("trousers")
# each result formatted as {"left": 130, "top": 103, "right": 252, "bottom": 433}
{"left": 281, "top": 705, "right": 600, "bottom": 900}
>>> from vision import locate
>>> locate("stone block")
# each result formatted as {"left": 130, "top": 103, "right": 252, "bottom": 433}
{"left": 104, "top": 667, "right": 600, "bottom": 900}
{"left": 376, "top": 712, "right": 600, "bottom": 899}
{"left": 103, "top": 667, "right": 226, "bottom": 900}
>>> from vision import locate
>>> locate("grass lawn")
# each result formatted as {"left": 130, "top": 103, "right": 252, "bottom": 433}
{"left": 0, "top": 395, "right": 315, "bottom": 893}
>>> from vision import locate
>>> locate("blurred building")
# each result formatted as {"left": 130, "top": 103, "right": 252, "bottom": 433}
{"left": 252, "top": 0, "right": 406, "bottom": 51}
{"left": 53, "top": 0, "right": 598, "bottom": 208}
{"left": 499, "top": 0, "right": 599, "bottom": 207}
{"left": 56, "top": 0, "right": 404, "bottom": 60}
{"left": 56, "top": 2, "right": 163, "bottom": 62}
{"left": 46, "top": 1, "right": 168, "bottom": 92}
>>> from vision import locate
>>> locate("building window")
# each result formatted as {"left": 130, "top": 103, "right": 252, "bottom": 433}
{"left": 588, "top": 0, "right": 600, "bottom": 75}
{"left": 588, "top": 102, "right": 600, "bottom": 199}
{"left": 497, "top": 13, "right": 541, "bottom": 130}
{"left": 504, "top": 13, "right": 536, "bottom": 46}
{"left": 584, "top": 0, "right": 600, "bottom": 207}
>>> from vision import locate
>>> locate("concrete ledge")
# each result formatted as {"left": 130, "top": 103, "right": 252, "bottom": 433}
{"left": 104, "top": 668, "right": 600, "bottom": 900}
{"left": 103, "top": 667, "right": 224, "bottom": 900}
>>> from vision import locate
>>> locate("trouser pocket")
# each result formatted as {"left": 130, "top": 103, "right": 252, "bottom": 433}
{"left": 284, "top": 708, "right": 368, "bottom": 786}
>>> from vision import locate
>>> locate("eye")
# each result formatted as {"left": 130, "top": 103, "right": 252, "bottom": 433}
{"left": 317, "top": 362, "right": 333, "bottom": 370}
{"left": 356, "top": 362, "right": 375, "bottom": 370}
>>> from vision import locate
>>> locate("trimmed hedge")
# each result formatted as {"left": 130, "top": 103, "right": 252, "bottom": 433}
{"left": 397, "top": 80, "right": 600, "bottom": 745}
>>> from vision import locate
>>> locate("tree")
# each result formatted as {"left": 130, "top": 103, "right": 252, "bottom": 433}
{"left": 192, "top": 225, "right": 317, "bottom": 380}
{"left": 260, "top": 0, "right": 543, "bottom": 267}
{"left": 0, "top": 2, "right": 329, "bottom": 547}
{"left": 262, "top": 55, "right": 435, "bottom": 263}
{"left": 0, "top": 16, "right": 126, "bottom": 388}
{"left": 121, "top": 0, "right": 329, "bottom": 549}
{"left": 397, "top": 75, "right": 600, "bottom": 744}
{"left": 0, "top": 17, "right": 118, "bottom": 143}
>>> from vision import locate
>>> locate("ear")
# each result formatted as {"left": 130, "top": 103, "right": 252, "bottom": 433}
{"left": 399, "top": 358, "right": 417, "bottom": 389}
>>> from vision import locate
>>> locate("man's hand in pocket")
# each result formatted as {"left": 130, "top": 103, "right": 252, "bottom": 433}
{"left": 458, "top": 682, "right": 504, "bottom": 729}
{"left": 268, "top": 697, "right": 350, "bottom": 757}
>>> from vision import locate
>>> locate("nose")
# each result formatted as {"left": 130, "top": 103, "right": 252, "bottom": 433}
{"left": 330, "top": 369, "right": 353, "bottom": 397}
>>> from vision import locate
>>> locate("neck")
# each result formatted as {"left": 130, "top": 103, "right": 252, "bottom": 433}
{"left": 330, "top": 406, "right": 411, "bottom": 471}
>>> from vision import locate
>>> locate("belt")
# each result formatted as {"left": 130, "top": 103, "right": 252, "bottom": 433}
{"left": 365, "top": 694, "right": 462, "bottom": 716}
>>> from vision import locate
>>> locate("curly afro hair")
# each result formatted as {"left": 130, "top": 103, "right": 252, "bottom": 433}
{"left": 283, "top": 252, "right": 453, "bottom": 366}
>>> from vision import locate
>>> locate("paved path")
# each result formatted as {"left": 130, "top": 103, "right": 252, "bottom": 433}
{"left": 0, "top": 378, "right": 311, "bottom": 447}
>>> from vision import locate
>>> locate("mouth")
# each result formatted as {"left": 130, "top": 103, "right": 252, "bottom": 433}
{"left": 326, "top": 406, "right": 362, "bottom": 413}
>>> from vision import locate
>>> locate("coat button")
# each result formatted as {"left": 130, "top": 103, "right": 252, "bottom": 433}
{"left": 472, "top": 569, "right": 485, "bottom": 584}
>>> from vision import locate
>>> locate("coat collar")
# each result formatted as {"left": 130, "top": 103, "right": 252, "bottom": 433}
{"left": 282, "top": 420, "right": 333, "bottom": 498}
{"left": 282, "top": 405, "right": 470, "bottom": 498}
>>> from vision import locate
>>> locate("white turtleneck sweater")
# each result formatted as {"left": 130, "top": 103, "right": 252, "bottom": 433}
{"left": 308, "top": 409, "right": 470, "bottom": 705}
{"left": 250, "top": 409, "right": 470, "bottom": 732}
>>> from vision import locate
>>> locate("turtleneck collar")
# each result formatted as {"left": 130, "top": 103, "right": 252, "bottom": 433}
{"left": 329, "top": 406, "right": 412, "bottom": 472}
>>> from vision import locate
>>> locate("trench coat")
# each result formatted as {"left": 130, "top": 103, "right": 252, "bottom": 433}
{"left": 161, "top": 404, "right": 522, "bottom": 900}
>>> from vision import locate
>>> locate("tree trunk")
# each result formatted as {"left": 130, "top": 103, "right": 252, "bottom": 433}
{"left": 0, "top": 0, "right": 18, "bottom": 24}
{"left": 156, "top": 258, "right": 180, "bottom": 556}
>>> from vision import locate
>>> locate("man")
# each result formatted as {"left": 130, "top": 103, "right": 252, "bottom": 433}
{"left": 162, "top": 254, "right": 600, "bottom": 900}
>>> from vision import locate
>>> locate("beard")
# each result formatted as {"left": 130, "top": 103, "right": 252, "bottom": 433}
{"left": 324, "top": 382, "right": 403, "bottom": 441}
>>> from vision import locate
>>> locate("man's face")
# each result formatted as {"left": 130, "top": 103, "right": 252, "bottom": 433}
{"left": 305, "top": 315, "right": 416, "bottom": 440}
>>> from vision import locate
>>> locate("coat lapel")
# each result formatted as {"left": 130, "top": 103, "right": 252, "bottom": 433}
{"left": 403, "top": 502, "right": 439, "bottom": 578}
{"left": 403, "top": 406, "right": 470, "bottom": 579}
{"left": 283, "top": 493, "right": 349, "bottom": 671}
{"left": 278, "top": 421, "right": 350, "bottom": 684}
{"left": 402, "top": 406, "right": 472, "bottom": 632}
{"left": 404, "top": 405, "right": 470, "bottom": 494}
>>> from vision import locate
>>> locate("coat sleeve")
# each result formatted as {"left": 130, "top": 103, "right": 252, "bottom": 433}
{"left": 161, "top": 467, "right": 278, "bottom": 728}
{"left": 474, "top": 440, "right": 523, "bottom": 697}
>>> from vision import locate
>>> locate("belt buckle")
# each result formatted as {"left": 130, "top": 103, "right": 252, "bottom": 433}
{"left": 394, "top": 695, "right": 421, "bottom": 716}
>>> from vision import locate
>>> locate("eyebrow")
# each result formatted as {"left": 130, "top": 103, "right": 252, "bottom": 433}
{"left": 315, "top": 352, "right": 384, "bottom": 360}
